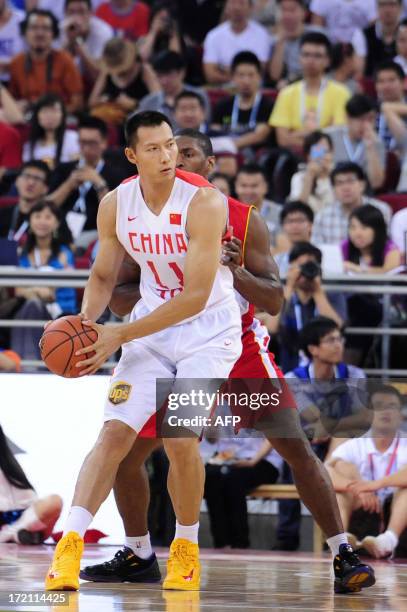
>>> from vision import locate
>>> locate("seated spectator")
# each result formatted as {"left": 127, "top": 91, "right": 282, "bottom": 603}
{"left": 390, "top": 207, "right": 407, "bottom": 257}
{"left": 213, "top": 151, "right": 240, "bottom": 180}
{"left": 394, "top": 18, "right": 407, "bottom": 75}
{"left": 11, "top": 201, "right": 76, "bottom": 361}
{"left": 356, "top": 0, "right": 402, "bottom": 78}
{"left": 234, "top": 163, "right": 281, "bottom": 244}
{"left": 203, "top": 0, "right": 271, "bottom": 85}
{"left": 23, "top": 94, "right": 80, "bottom": 168}
{"left": 9, "top": 10, "right": 83, "bottom": 114}
{"left": 310, "top": 0, "right": 377, "bottom": 44}
{"left": 375, "top": 60, "right": 407, "bottom": 153}
{"left": 252, "top": 0, "right": 277, "bottom": 28}
{"left": 95, "top": 0, "right": 150, "bottom": 40}
{"left": 61, "top": 0, "right": 114, "bottom": 82}
{"left": 138, "top": 1, "right": 184, "bottom": 63}
{"left": 326, "top": 384, "right": 407, "bottom": 559}
{"left": 204, "top": 433, "right": 281, "bottom": 549}
{"left": 0, "top": 121, "right": 22, "bottom": 183}
{"left": 269, "top": 32, "right": 351, "bottom": 151}
{"left": 89, "top": 38, "right": 160, "bottom": 126}
{"left": 269, "top": 241, "right": 346, "bottom": 372}
{"left": 342, "top": 204, "right": 401, "bottom": 273}
{"left": 330, "top": 43, "right": 360, "bottom": 94}
{"left": 173, "top": 91, "right": 207, "bottom": 132}
{"left": 327, "top": 95, "right": 385, "bottom": 190}
{"left": 274, "top": 316, "right": 367, "bottom": 551}
{"left": 269, "top": 0, "right": 315, "bottom": 87}
{"left": 274, "top": 201, "right": 314, "bottom": 275}
{"left": 139, "top": 51, "right": 210, "bottom": 126}
{"left": 289, "top": 130, "right": 335, "bottom": 212}
{"left": 380, "top": 99, "right": 407, "bottom": 189}
{"left": 0, "top": 348, "right": 21, "bottom": 372}
{"left": 48, "top": 116, "right": 125, "bottom": 247}
{"left": 211, "top": 51, "right": 273, "bottom": 155}
{"left": 0, "top": 424, "right": 63, "bottom": 544}
{"left": 209, "top": 172, "right": 232, "bottom": 197}
{"left": 312, "top": 162, "right": 392, "bottom": 245}
{"left": 177, "top": 0, "right": 224, "bottom": 46}
{"left": 0, "top": 0, "right": 24, "bottom": 81}
{"left": 0, "top": 81, "right": 24, "bottom": 124}
{"left": 0, "top": 161, "right": 50, "bottom": 244}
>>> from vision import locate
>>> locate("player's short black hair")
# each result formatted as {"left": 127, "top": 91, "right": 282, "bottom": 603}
{"left": 303, "top": 130, "right": 333, "bottom": 156}
{"left": 300, "top": 31, "right": 331, "bottom": 56}
{"left": 78, "top": 115, "right": 108, "bottom": 138}
{"left": 231, "top": 51, "right": 262, "bottom": 74}
{"left": 125, "top": 110, "right": 173, "bottom": 147}
{"left": 288, "top": 241, "right": 322, "bottom": 264}
{"left": 374, "top": 60, "right": 405, "bottom": 82}
{"left": 368, "top": 384, "right": 403, "bottom": 410}
{"left": 175, "top": 90, "right": 205, "bottom": 110}
{"left": 331, "top": 161, "right": 366, "bottom": 185}
{"left": 19, "top": 160, "right": 51, "bottom": 185}
{"left": 20, "top": 9, "right": 59, "bottom": 38}
{"left": 175, "top": 128, "right": 214, "bottom": 157}
{"left": 152, "top": 50, "right": 186, "bottom": 73}
{"left": 236, "top": 163, "right": 267, "bottom": 181}
{"left": 346, "top": 94, "right": 376, "bottom": 118}
{"left": 299, "top": 316, "right": 340, "bottom": 358}
{"left": 281, "top": 201, "right": 314, "bottom": 224}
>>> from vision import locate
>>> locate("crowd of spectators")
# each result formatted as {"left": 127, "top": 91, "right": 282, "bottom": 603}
{"left": 0, "top": 0, "right": 407, "bottom": 559}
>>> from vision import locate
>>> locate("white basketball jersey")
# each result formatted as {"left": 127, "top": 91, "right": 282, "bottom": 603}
{"left": 116, "top": 169, "right": 236, "bottom": 319}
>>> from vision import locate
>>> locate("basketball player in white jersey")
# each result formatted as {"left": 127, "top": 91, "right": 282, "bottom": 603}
{"left": 45, "top": 111, "right": 242, "bottom": 592}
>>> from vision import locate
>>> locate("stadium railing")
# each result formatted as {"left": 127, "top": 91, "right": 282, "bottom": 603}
{"left": 1, "top": 267, "right": 407, "bottom": 376}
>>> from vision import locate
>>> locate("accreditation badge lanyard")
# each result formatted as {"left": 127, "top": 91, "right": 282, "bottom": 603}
{"left": 8, "top": 206, "right": 28, "bottom": 242}
{"left": 299, "top": 78, "right": 327, "bottom": 126}
{"left": 378, "top": 114, "right": 396, "bottom": 151}
{"left": 368, "top": 436, "right": 400, "bottom": 482}
{"left": 73, "top": 158, "right": 105, "bottom": 214}
{"left": 231, "top": 93, "right": 262, "bottom": 132}
{"left": 343, "top": 134, "right": 364, "bottom": 163}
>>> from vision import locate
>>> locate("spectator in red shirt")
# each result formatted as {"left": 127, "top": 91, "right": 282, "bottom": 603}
{"left": 96, "top": 0, "right": 150, "bottom": 40}
{"left": 0, "top": 122, "right": 22, "bottom": 182}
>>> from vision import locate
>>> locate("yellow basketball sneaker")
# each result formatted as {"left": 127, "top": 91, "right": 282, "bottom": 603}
{"left": 162, "top": 538, "right": 200, "bottom": 591}
{"left": 45, "top": 532, "right": 84, "bottom": 591}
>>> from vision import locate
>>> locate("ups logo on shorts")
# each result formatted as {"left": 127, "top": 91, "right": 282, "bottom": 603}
{"left": 109, "top": 381, "right": 132, "bottom": 405}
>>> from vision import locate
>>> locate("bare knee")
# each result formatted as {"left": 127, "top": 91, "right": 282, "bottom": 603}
{"left": 164, "top": 438, "right": 200, "bottom": 466}
{"left": 95, "top": 420, "right": 137, "bottom": 461}
{"left": 35, "top": 494, "right": 63, "bottom": 519}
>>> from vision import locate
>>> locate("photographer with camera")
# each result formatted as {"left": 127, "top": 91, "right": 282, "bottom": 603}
{"left": 269, "top": 241, "right": 346, "bottom": 373}
{"left": 138, "top": 1, "right": 183, "bottom": 63}
{"left": 62, "top": 0, "right": 113, "bottom": 82}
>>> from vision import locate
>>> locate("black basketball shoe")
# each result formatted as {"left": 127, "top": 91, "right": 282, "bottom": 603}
{"left": 80, "top": 546, "right": 161, "bottom": 583}
{"left": 334, "top": 543, "right": 376, "bottom": 594}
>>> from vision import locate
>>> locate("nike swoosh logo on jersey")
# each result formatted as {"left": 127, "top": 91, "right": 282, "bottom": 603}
{"left": 128, "top": 216, "right": 138, "bottom": 221}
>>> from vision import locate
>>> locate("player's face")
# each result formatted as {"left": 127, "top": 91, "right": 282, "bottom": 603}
{"left": 126, "top": 122, "right": 178, "bottom": 181}
{"left": 371, "top": 392, "right": 403, "bottom": 433}
{"left": 313, "top": 330, "right": 344, "bottom": 364}
{"left": 175, "top": 136, "right": 214, "bottom": 177}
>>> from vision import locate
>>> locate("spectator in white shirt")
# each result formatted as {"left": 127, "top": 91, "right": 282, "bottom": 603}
{"left": 310, "top": 0, "right": 377, "bottom": 44}
{"left": 0, "top": 0, "right": 24, "bottom": 81}
{"left": 203, "top": 0, "right": 272, "bottom": 85}
{"left": 61, "top": 0, "right": 113, "bottom": 82}
{"left": 326, "top": 384, "right": 407, "bottom": 559}
{"left": 0, "top": 425, "right": 63, "bottom": 544}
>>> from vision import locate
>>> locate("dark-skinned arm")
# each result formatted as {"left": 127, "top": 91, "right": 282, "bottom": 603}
{"left": 222, "top": 208, "right": 283, "bottom": 315}
{"left": 109, "top": 254, "right": 141, "bottom": 317}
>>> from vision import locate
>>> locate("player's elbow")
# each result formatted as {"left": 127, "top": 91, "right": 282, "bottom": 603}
{"left": 184, "top": 288, "right": 210, "bottom": 317}
{"left": 263, "top": 286, "right": 284, "bottom": 316}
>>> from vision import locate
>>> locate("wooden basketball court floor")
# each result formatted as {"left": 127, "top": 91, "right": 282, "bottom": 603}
{"left": 0, "top": 544, "right": 406, "bottom": 612}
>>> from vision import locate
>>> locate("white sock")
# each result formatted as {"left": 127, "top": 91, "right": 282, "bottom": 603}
{"left": 327, "top": 533, "right": 349, "bottom": 557}
{"left": 379, "top": 529, "right": 399, "bottom": 551}
{"left": 63, "top": 506, "right": 93, "bottom": 538}
{"left": 174, "top": 521, "right": 199, "bottom": 544}
{"left": 125, "top": 533, "right": 153, "bottom": 559}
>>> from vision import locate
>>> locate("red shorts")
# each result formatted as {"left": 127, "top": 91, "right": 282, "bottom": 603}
{"left": 139, "top": 320, "right": 296, "bottom": 438}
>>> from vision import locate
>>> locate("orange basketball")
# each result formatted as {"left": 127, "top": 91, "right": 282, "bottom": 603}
{"left": 39, "top": 315, "right": 98, "bottom": 378}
